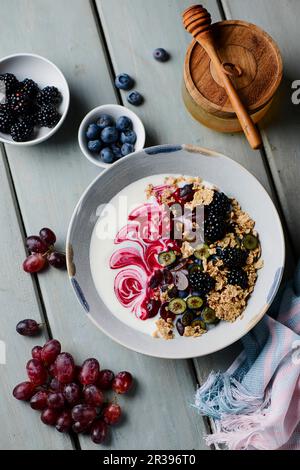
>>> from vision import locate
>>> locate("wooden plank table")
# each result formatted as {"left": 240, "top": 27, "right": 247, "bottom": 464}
{"left": 0, "top": 0, "right": 298, "bottom": 450}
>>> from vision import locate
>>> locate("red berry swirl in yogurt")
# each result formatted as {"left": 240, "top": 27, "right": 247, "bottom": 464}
{"left": 110, "top": 186, "right": 180, "bottom": 320}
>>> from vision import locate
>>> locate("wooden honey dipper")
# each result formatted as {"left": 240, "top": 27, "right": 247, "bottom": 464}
{"left": 182, "top": 4, "right": 263, "bottom": 150}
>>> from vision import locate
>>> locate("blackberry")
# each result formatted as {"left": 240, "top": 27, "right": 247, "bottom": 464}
{"left": 19, "top": 113, "right": 37, "bottom": 127}
{"left": 10, "top": 121, "right": 33, "bottom": 142}
{"left": 37, "top": 105, "right": 60, "bottom": 128}
{"left": 0, "top": 73, "right": 19, "bottom": 94}
{"left": 0, "top": 111, "right": 14, "bottom": 133}
{"left": 37, "top": 86, "right": 61, "bottom": 106}
{"left": 9, "top": 91, "right": 31, "bottom": 115}
{"left": 227, "top": 268, "right": 248, "bottom": 289}
{"left": 207, "top": 191, "right": 231, "bottom": 218}
{"left": 20, "top": 78, "right": 39, "bottom": 98}
{"left": 221, "top": 248, "right": 247, "bottom": 268}
{"left": 188, "top": 271, "right": 215, "bottom": 296}
{"left": 0, "top": 103, "right": 10, "bottom": 113}
{"left": 204, "top": 214, "right": 227, "bottom": 242}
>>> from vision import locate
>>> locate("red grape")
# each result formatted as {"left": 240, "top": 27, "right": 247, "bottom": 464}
{"left": 145, "top": 299, "right": 161, "bottom": 318}
{"left": 48, "top": 363, "right": 57, "bottom": 377}
{"left": 41, "top": 408, "right": 59, "bottom": 425}
{"left": 149, "top": 269, "right": 163, "bottom": 288}
{"left": 56, "top": 410, "right": 72, "bottom": 433}
{"left": 74, "top": 365, "right": 82, "bottom": 382}
{"left": 16, "top": 318, "right": 40, "bottom": 336}
{"left": 63, "top": 382, "right": 81, "bottom": 406}
{"left": 49, "top": 377, "right": 64, "bottom": 392}
{"left": 103, "top": 403, "right": 122, "bottom": 425}
{"left": 72, "top": 421, "right": 91, "bottom": 434}
{"left": 31, "top": 345, "right": 43, "bottom": 360}
{"left": 112, "top": 371, "right": 133, "bottom": 394}
{"left": 97, "top": 369, "right": 114, "bottom": 390}
{"left": 39, "top": 228, "right": 56, "bottom": 246}
{"left": 47, "top": 392, "right": 65, "bottom": 410}
{"left": 23, "top": 253, "right": 47, "bottom": 273}
{"left": 54, "top": 352, "right": 75, "bottom": 384}
{"left": 41, "top": 339, "right": 61, "bottom": 365}
{"left": 71, "top": 404, "right": 97, "bottom": 425}
{"left": 160, "top": 303, "right": 175, "bottom": 322}
{"left": 26, "top": 235, "right": 48, "bottom": 254}
{"left": 83, "top": 385, "right": 104, "bottom": 407}
{"left": 47, "top": 252, "right": 66, "bottom": 269}
{"left": 79, "top": 358, "right": 100, "bottom": 385}
{"left": 90, "top": 420, "right": 108, "bottom": 444}
{"left": 26, "top": 358, "right": 48, "bottom": 386}
{"left": 30, "top": 390, "right": 48, "bottom": 410}
{"left": 13, "top": 381, "right": 35, "bottom": 401}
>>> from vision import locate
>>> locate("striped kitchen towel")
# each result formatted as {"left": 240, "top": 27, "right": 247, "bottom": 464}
{"left": 195, "top": 260, "right": 300, "bottom": 450}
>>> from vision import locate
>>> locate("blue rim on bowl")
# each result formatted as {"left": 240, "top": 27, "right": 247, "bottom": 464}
{"left": 78, "top": 104, "right": 146, "bottom": 169}
{"left": 0, "top": 52, "right": 70, "bottom": 146}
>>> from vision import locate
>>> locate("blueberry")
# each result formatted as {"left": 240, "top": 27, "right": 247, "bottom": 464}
{"left": 116, "top": 116, "right": 133, "bottom": 132}
{"left": 121, "top": 143, "right": 134, "bottom": 156}
{"left": 115, "top": 73, "right": 134, "bottom": 90}
{"left": 86, "top": 123, "right": 100, "bottom": 140}
{"left": 101, "top": 126, "right": 119, "bottom": 144}
{"left": 191, "top": 291, "right": 202, "bottom": 297}
{"left": 101, "top": 147, "right": 114, "bottom": 164}
{"left": 153, "top": 48, "right": 170, "bottom": 62}
{"left": 127, "top": 91, "right": 143, "bottom": 106}
{"left": 87, "top": 139, "right": 102, "bottom": 153}
{"left": 111, "top": 143, "right": 122, "bottom": 159}
{"left": 178, "top": 289, "right": 189, "bottom": 299}
{"left": 96, "top": 114, "right": 114, "bottom": 129}
{"left": 120, "top": 129, "right": 137, "bottom": 145}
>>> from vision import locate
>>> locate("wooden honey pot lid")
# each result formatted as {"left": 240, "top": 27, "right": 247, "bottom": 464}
{"left": 184, "top": 20, "right": 283, "bottom": 119}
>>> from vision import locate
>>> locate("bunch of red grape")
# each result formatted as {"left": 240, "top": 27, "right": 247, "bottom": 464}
{"left": 23, "top": 227, "right": 66, "bottom": 273}
{"left": 12, "top": 339, "right": 133, "bottom": 444}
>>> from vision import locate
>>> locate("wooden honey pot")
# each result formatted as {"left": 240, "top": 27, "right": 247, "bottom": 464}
{"left": 182, "top": 6, "right": 283, "bottom": 142}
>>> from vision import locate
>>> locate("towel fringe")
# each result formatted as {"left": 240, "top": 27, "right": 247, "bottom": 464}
{"left": 204, "top": 409, "right": 269, "bottom": 450}
{"left": 195, "top": 372, "right": 272, "bottom": 450}
{"left": 195, "top": 371, "right": 264, "bottom": 419}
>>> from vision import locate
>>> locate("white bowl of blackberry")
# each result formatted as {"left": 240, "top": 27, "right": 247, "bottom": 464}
{"left": 0, "top": 53, "right": 70, "bottom": 146}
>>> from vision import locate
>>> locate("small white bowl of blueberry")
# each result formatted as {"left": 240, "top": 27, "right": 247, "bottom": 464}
{"left": 0, "top": 53, "right": 69, "bottom": 145}
{"left": 78, "top": 104, "right": 146, "bottom": 168}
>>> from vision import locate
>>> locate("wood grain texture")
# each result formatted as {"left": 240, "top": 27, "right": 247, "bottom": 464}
{"left": 222, "top": 0, "right": 300, "bottom": 257}
{"left": 0, "top": 0, "right": 207, "bottom": 450}
{"left": 0, "top": 147, "right": 72, "bottom": 450}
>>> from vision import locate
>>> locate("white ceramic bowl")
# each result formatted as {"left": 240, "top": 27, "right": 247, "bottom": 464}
{"left": 78, "top": 104, "right": 146, "bottom": 169}
{"left": 67, "top": 144, "right": 285, "bottom": 359}
{"left": 0, "top": 53, "right": 69, "bottom": 146}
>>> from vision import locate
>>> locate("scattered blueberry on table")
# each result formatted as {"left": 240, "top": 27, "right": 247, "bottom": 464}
{"left": 115, "top": 73, "right": 134, "bottom": 90}
{"left": 127, "top": 91, "right": 143, "bottom": 106}
{"left": 0, "top": 72, "right": 62, "bottom": 142}
{"left": 85, "top": 114, "right": 136, "bottom": 164}
{"left": 153, "top": 47, "right": 170, "bottom": 62}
